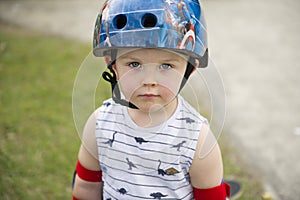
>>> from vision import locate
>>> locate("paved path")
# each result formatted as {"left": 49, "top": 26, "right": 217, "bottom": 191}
{"left": 1, "top": 0, "right": 299, "bottom": 199}
{"left": 204, "top": 1, "right": 300, "bottom": 199}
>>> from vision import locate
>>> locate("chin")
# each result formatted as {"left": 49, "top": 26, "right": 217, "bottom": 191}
{"left": 142, "top": 103, "right": 170, "bottom": 113}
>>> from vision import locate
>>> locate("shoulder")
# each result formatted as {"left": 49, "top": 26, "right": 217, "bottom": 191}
{"left": 83, "top": 98, "right": 115, "bottom": 142}
{"left": 78, "top": 99, "right": 115, "bottom": 169}
{"left": 81, "top": 107, "right": 102, "bottom": 157}
{"left": 80, "top": 98, "right": 114, "bottom": 158}
{"left": 77, "top": 107, "right": 103, "bottom": 171}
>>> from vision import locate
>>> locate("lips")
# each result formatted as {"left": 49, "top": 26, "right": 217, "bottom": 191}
{"left": 139, "top": 94, "right": 159, "bottom": 98}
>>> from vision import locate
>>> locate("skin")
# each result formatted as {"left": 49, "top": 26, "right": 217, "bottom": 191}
{"left": 72, "top": 48, "right": 223, "bottom": 199}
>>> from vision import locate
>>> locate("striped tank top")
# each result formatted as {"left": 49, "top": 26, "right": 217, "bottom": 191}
{"left": 95, "top": 96, "right": 207, "bottom": 199}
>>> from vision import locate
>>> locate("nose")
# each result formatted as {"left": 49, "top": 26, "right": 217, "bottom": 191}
{"left": 141, "top": 65, "right": 158, "bottom": 86}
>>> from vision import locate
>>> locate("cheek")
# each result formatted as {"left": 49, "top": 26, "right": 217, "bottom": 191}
{"left": 117, "top": 71, "right": 141, "bottom": 98}
{"left": 158, "top": 70, "right": 184, "bottom": 95}
{"left": 120, "top": 79, "right": 138, "bottom": 95}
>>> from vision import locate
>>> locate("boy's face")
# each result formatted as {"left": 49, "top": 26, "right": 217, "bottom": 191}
{"left": 112, "top": 48, "right": 189, "bottom": 112}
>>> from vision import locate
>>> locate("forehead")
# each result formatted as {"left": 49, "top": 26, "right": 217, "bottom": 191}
{"left": 116, "top": 48, "right": 189, "bottom": 62}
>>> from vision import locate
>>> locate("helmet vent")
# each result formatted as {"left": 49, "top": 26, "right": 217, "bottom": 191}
{"left": 113, "top": 14, "right": 127, "bottom": 29}
{"left": 141, "top": 13, "right": 157, "bottom": 28}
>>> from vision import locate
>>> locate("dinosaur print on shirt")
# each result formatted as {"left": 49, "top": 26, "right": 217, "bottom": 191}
{"left": 103, "top": 131, "right": 117, "bottom": 147}
{"left": 150, "top": 192, "right": 168, "bottom": 199}
{"left": 176, "top": 117, "right": 196, "bottom": 124}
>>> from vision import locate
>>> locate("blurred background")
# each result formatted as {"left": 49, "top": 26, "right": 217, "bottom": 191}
{"left": 0, "top": 0, "right": 299, "bottom": 199}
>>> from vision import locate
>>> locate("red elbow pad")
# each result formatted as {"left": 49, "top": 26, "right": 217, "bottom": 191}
{"left": 193, "top": 182, "right": 230, "bottom": 200}
{"left": 75, "top": 160, "right": 102, "bottom": 182}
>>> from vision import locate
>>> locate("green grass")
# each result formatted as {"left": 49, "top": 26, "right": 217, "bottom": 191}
{"left": 0, "top": 23, "right": 92, "bottom": 199}
{"left": 0, "top": 23, "right": 263, "bottom": 199}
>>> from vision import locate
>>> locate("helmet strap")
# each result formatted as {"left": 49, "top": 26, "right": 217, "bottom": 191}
{"left": 179, "top": 58, "right": 196, "bottom": 92}
{"left": 102, "top": 59, "right": 139, "bottom": 109}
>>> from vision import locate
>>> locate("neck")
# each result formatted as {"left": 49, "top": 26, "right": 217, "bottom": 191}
{"left": 127, "top": 98, "right": 178, "bottom": 128}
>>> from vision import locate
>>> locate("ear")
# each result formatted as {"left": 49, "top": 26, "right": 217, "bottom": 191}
{"left": 190, "top": 59, "right": 199, "bottom": 74}
{"left": 194, "top": 59, "right": 200, "bottom": 68}
{"left": 104, "top": 55, "right": 111, "bottom": 65}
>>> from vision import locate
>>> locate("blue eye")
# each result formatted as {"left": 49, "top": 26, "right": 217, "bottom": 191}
{"left": 129, "top": 62, "right": 141, "bottom": 68}
{"left": 159, "top": 64, "right": 172, "bottom": 70}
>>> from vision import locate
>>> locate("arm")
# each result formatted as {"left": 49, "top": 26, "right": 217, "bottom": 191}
{"left": 189, "top": 123, "right": 223, "bottom": 188}
{"left": 72, "top": 109, "right": 102, "bottom": 200}
{"left": 189, "top": 123, "right": 230, "bottom": 199}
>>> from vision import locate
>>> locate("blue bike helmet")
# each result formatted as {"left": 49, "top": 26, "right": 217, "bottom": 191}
{"left": 93, "top": 0, "right": 208, "bottom": 68}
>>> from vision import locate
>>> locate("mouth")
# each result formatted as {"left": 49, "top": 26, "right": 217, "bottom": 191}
{"left": 138, "top": 94, "right": 160, "bottom": 98}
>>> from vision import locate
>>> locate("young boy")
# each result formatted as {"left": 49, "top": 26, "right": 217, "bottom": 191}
{"left": 72, "top": 0, "right": 230, "bottom": 199}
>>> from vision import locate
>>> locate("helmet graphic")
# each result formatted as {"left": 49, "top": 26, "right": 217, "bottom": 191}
{"left": 93, "top": 0, "right": 208, "bottom": 68}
